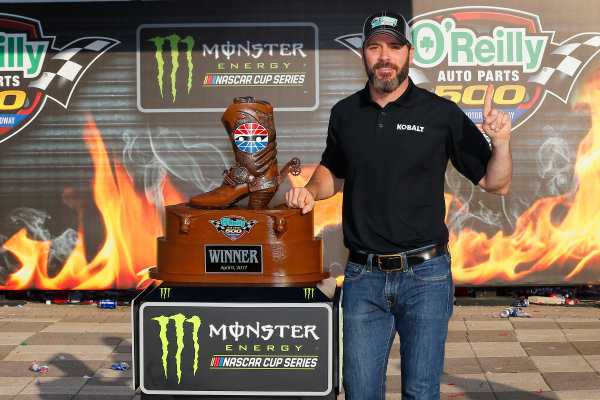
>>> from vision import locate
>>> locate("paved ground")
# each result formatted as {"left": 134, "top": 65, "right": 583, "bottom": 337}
{"left": 1, "top": 301, "right": 599, "bottom": 399}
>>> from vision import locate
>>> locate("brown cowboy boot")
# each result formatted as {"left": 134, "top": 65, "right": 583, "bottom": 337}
{"left": 189, "top": 97, "right": 299, "bottom": 209}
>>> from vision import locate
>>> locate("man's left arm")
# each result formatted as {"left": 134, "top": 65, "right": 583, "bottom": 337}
{"left": 478, "top": 84, "right": 513, "bottom": 195}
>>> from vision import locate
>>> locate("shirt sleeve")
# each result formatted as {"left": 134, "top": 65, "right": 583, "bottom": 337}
{"left": 319, "top": 105, "right": 347, "bottom": 179}
{"left": 446, "top": 102, "right": 492, "bottom": 185}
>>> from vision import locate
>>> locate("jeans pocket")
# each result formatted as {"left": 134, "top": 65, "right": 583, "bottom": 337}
{"left": 343, "top": 261, "right": 366, "bottom": 282}
{"left": 408, "top": 253, "right": 451, "bottom": 281}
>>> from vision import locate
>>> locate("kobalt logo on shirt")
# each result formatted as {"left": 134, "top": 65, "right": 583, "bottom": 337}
{"left": 397, "top": 123, "right": 425, "bottom": 133}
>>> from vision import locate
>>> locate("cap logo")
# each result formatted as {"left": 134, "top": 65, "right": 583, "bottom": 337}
{"left": 371, "top": 16, "right": 398, "bottom": 28}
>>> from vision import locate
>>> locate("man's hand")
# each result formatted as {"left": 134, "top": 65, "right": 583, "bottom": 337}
{"left": 482, "top": 84, "right": 511, "bottom": 141}
{"left": 285, "top": 187, "right": 316, "bottom": 214}
{"left": 478, "top": 84, "right": 513, "bottom": 195}
{"left": 285, "top": 165, "right": 343, "bottom": 214}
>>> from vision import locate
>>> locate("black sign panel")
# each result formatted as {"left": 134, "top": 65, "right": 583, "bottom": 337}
{"left": 139, "top": 302, "right": 332, "bottom": 396}
{"left": 204, "top": 244, "right": 263, "bottom": 273}
{"left": 137, "top": 23, "right": 318, "bottom": 112}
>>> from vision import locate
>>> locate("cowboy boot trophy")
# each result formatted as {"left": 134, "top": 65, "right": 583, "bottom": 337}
{"left": 189, "top": 97, "right": 300, "bottom": 210}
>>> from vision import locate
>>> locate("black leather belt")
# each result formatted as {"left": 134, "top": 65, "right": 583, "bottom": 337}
{"left": 348, "top": 243, "right": 449, "bottom": 271}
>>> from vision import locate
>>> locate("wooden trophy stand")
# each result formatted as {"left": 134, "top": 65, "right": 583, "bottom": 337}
{"left": 149, "top": 204, "right": 329, "bottom": 286}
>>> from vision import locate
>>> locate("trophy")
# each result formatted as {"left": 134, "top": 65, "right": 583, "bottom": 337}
{"left": 149, "top": 97, "right": 328, "bottom": 286}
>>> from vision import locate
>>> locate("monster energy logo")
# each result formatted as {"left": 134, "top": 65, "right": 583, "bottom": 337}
{"left": 152, "top": 314, "right": 202, "bottom": 384}
{"left": 160, "top": 287, "right": 171, "bottom": 299}
{"left": 304, "top": 288, "right": 315, "bottom": 300}
{"left": 148, "top": 34, "right": 194, "bottom": 102}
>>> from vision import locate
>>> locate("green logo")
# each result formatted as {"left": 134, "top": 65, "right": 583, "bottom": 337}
{"left": 148, "top": 34, "right": 194, "bottom": 102}
{"left": 411, "top": 18, "right": 547, "bottom": 72}
{"left": 160, "top": 287, "right": 171, "bottom": 299}
{"left": 304, "top": 287, "right": 314, "bottom": 300}
{"left": 151, "top": 313, "right": 202, "bottom": 384}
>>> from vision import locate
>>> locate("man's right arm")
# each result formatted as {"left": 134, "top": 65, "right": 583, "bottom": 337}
{"left": 285, "top": 164, "right": 344, "bottom": 214}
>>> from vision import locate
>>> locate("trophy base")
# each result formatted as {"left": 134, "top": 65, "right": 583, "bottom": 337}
{"left": 148, "top": 268, "right": 330, "bottom": 287}
{"left": 151, "top": 203, "right": 328, "bottom": 286}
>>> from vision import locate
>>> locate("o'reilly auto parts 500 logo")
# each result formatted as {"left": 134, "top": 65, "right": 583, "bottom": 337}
{"left": 0, "top": 14, "right": 118, "bottom": 144}
{"left": 335, "top": 7, "right": 600, "bottom": 130}
{"left": 209, "top": 216, "right": 258, "bottom": 241}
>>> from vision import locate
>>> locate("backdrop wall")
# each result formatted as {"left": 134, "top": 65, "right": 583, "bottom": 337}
{"left": 1, "top": 0, "right": 599, "bottom": 289}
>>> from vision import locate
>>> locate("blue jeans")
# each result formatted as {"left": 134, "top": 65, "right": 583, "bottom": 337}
{"left": 341, "top": 247, "right": 454, "bottom": 400}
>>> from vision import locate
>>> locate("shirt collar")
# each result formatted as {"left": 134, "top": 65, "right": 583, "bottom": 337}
{"left": 360, "top": 77, "right": 418, "bottom": 108}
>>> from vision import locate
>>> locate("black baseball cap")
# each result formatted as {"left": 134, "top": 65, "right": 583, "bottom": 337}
{"left": 362, "top": 11, "right": 412, "bottom": 46}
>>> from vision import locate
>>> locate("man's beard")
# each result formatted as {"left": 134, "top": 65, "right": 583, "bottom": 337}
{"left": 365, "top": 58, "right": 410, "bottom": 93}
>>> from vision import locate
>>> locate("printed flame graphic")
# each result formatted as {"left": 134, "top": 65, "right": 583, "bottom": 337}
{"left": 0, "top": 115, "right": 185, "bottom": 290}
{"left": 449, "top": 71, "right": 600, "bottom": 284}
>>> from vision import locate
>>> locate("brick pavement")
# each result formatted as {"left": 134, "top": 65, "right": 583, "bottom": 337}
{"left": 0, "top": 302, "right": 599, "bottom": 399}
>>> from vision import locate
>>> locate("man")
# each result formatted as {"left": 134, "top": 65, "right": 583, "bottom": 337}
{"left": 286, "top": 10, "right": 512, "bottom": 400}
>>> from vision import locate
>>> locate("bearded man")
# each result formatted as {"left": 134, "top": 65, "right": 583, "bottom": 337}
{"left": 286, "top": 10, "right": 512, "bottom": 400}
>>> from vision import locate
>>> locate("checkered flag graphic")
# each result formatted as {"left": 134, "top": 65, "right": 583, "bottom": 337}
{"left": 334, "top": 33, "right": 363, "bottom": 58}
{"left": 529, "top": 33, "right": 600, "bottom": 101}
{"left": 28, "top": 37, "right": 119, "bottom": 107}
{"left": 209, "top": 220, "right": 227, "bottom": 233}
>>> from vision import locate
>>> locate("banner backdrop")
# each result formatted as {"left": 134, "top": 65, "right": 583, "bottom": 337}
{"left": 1, "top": 0, "right": 600, "bottom": 289}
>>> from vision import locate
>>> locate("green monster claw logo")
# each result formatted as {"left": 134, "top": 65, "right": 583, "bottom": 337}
{"left": 151, "top": 313, "right": 201, "bottom": 384}
{"left": 160, "top": 287, "right": 171, "bottom": 299}
{"left": 148, "top": 34, "right": 194, "bottom": 102}
{"left": 304, "top": 287, "right": 315, "bottom": 300}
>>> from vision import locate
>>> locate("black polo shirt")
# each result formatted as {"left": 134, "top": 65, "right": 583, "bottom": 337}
{"left": 320, "top": 78, "right": 492, "bottom": 253}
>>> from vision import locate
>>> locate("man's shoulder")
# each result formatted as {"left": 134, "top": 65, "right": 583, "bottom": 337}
{"left": 331, "top": 88, "right": 366, "bottom": 112}
{"left": 411, "top": 83, "right": 457, "bottom": 110}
